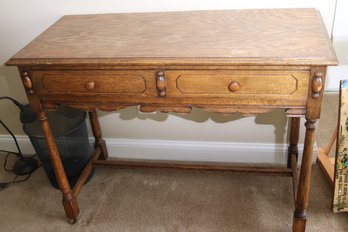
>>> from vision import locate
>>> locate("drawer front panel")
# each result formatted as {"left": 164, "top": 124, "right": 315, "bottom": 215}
{"left": 165, "top": 70, "right": 310, "bottom": 106}
{"left": 29, "top": 69, "right": 310, "bottom": 109}
{"left": 31, "top": 70, "right": 156, "bottom": 96}
{"left": 176, "top": 73, "right": 298, "bottom": 95}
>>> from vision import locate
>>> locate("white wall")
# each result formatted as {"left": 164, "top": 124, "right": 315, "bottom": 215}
{"left": 0, "top": 0, "right": 337, "bottom": 66}
{"left": 326, "top": 0, "right": 348, "bottom": 91}
{"left": 0, "top": 0, "right": 341, "bottom": 163}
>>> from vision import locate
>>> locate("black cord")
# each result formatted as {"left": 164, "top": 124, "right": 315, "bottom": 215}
{"left": 0, "top": 151, "right": 41, "bottom": 191}
{"left": 0, "top": 96, "right": 40, "bottom": 190}
{"left": 1, "top": 96, "right": 36, "bottom": 124}
{"left": 0, "top": 96, "right": 23, "bottom": 110}
{"left": 0, "top": 96, "right": 24, "bottom": 157}
{"left": 0, "top": 149, "right": 20, "bottom": 155}
{"left": 0, "top": 164, "right": 32, "bottom": 191}
{"left": 3, "top": 152, "right": 15, "bottom": 172}
{"left": 2, "top": 151, "right": 41, "bottom": 172}
{"left": 0, "top": 120, "right": 23, "bottom": 157}
{"left": 0, "top": 152, "right": 30, "bottom": 191}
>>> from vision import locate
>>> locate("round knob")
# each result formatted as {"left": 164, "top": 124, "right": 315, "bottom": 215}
{"left": 22, "top": 73, "right": 34, "bottom": 94}
{"left": 85, "top": 81, "right": 95, "bottom": 90}
{"left": 228, "top": 81, "right": 240, "bottom": 92}
{"left": 311, "top": 72, "right": 323, "bottom": 99}
{"left": 156, "top": 70, "right": 166, "bottom": 97}
{"left": 23, "top": 76, "right": 32, "bottom": 90}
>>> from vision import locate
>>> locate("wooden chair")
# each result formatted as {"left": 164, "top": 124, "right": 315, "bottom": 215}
{"left": 317, "top": 126, "right": 337, "bottom": 187}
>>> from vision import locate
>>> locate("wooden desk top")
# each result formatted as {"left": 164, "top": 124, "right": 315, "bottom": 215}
{"left": 7, "top": 8, "right": 337, "bottom": 66}
{"left": 4, "top": 9, "right": 338, "bottom": 230}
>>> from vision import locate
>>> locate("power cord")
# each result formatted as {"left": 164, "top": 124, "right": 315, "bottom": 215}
{"left": 0, "top": 96, "right": 37, "bottom": 124}
{"left": 0, "top": 120, "right": 23, "bottom": 157}
{"left": 0, "top": 96, "right": 40, "bottom": 190}
{"left": 0, "top": 152, "right": 37, "bottom": 191}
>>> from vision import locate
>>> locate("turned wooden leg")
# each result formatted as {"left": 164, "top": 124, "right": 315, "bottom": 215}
{"left": 293, "top": 118, "right": 317, "bottom": 232}
{"left": 288, "top": 117, "right": 300, "bottom": 168}
{"left": 288, "top": 117, "right": 300, "bottom": 203}
{"left": 38, "top": 111, "right": 79, "bottom": 223}
{"left": 89, "top": 110, "right": 108, "bottom": 160}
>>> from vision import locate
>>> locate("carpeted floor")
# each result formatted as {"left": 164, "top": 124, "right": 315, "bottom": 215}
{"left": 0, "top": 93, "right": 347, "bottom": 232}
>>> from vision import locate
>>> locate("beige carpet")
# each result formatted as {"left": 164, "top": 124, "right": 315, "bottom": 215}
{"left": 0, "top": 93, "right": 347, "bottom": 232}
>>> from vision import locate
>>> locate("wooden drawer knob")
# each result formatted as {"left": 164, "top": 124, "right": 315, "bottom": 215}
{"left": 229, "top": 81, "right": 240, "bottom": 92}
{"left": 85, "top": 81, "right": 95, "bottom": 90}
{"left": 22, "top": 72, "right": 34, "bottom": 94}
{"left": 311, "top": 72, "right": 323, "bottom": 99}
{"left": 156, "top": 71, "right": 166, "bottom": 97}
{"left": 23, "top": 74, "right": 33, "bottom": 90}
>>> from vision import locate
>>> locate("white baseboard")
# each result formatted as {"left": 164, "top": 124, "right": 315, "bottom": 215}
{"left": 0, "top": 135, "right": 315, "bottom": 165}
{"left": 0, "top": 135, "right": 36, "bottom": 154}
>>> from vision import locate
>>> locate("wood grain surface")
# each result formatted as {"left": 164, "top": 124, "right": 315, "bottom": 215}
{"left": 7, "top": 9, "right": 338, "bottom": 230}
{"left": 7, "top": 8, "right": 337, "bottom": 66}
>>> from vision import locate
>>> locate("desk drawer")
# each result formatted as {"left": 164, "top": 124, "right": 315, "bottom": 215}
{"left": 31, "top": 70, "right": 156, "bottom": 96}
{"left": 165, "top": 70, "right": 310, "bottom": 106}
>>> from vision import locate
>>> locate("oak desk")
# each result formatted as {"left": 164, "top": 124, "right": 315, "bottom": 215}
{"left": 7, "top": 9, "right": 337, "bottom": 232}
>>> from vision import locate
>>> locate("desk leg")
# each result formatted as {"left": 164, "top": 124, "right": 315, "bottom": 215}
{"left": 289, "top": 117, "right": 300, "bottom": 204}
{"left": 293, "top": 118, "right": 317, "bottom": 232}
{"left": 288, "top": 117, "right": 300, "bottom": 168}
{"left": 89, "top": 110, "right": 108, "bottom": 160}
{"left": 38, "top": 111, "right": 79, "bottom": 223}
